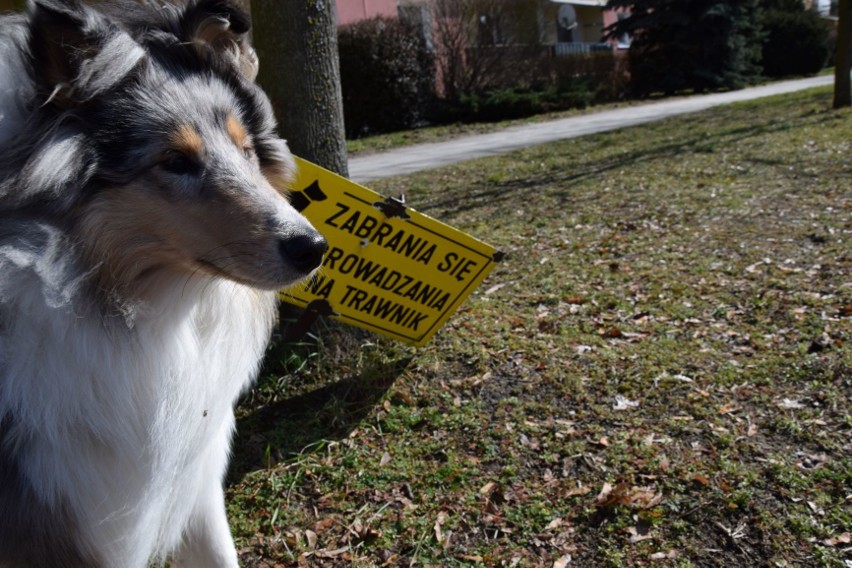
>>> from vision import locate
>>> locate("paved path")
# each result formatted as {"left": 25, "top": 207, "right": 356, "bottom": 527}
{"left": 348, "top": 75, "right": 834, "bottom": 183}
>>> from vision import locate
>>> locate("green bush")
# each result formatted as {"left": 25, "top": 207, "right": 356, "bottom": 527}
{"left": 761, "top": 9, "right": 831, "bottom": 77}
{"left": 338, "top": 16, "right": 435, "bottom": 138}
{"left": 442, "top": 82, "right": 598, "bottom": 123}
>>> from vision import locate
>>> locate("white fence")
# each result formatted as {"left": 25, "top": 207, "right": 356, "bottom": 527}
{"left": 554, "top": 42, "right": 612, "bottom": 56}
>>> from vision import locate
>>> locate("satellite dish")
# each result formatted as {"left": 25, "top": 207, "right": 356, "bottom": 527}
{"left": 557, "top": 5, "right": 578, "bottom": 31}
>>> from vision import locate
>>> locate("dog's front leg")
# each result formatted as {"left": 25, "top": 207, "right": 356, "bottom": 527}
{"left": 173, "top": 476, "right": 240, "bottom": 568}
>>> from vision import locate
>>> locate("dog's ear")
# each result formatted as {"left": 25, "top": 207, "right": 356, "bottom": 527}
{"left": 27, "top": 0, "right": 144, "bottom": 108}
{"left": 179, "top": 0, "right": 259, "bottom": 81}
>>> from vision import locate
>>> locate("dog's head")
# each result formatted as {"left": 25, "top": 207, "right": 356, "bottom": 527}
{"left": 24, "top": 0, "right": 326, "bottom": 296}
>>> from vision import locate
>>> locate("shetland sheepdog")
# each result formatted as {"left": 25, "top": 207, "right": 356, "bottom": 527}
{"left": 0, "top": 1, "right": 327, "bottom": 566}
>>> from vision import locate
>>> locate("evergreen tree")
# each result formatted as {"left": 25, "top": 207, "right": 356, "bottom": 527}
{"left": 759, "top": 0, "right": 830, "bottom": 78}
{"left": 605, "top": 0, "right": 764, "bottom": 97}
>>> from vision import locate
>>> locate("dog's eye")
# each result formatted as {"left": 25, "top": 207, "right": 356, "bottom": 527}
{"left": 160, "top": 152, "right": 201, "bottom": 176}
{"left": 243, "top": 145, "right": 255, "bottom": 160}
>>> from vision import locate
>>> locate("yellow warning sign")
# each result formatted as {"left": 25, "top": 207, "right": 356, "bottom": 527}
{"left": 281, "top": 157, "right": 501, "bottom": 347}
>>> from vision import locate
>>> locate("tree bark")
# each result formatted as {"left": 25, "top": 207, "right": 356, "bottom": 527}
{"left": 251, "top": 0, "right": 348, "bottom": 177}
{"left": 0, "top": 0, "right": 25, "bottom": 11}
{"left": 835, "top": 0, "right": 851, "bottom": 109}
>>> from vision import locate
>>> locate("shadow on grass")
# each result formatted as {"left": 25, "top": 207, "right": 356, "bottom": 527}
{"left": 226, "top": 315, "right": 412, "bottom": 485}
{"left": 419, "top": 102, "right": 839, "bottom": 219}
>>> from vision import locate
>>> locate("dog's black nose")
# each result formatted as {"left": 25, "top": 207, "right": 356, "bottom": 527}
{"left": 281, "top": 232, "right": 328, "bottom": 272}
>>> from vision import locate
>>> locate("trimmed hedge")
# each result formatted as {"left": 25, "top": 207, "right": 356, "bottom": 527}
{"left": 338, "top": 16, "right": 435, "bottom": 138}
{"left": 441, "top": 83, "right": 594, "bottom": 123}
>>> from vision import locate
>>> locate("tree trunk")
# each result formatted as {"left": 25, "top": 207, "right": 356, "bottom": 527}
{"left": 0, "top": 0, "right": 25, "bottom": 11}
{"left": 835, "top": 0, "right": 852, "bottom": 109}
{"left": 251, "top": 0, "right": 348, "bottom": 177}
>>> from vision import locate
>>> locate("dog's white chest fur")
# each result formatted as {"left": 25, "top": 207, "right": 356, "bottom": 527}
{"left": 0, "top": 245, "right": 276, "bottom": 566}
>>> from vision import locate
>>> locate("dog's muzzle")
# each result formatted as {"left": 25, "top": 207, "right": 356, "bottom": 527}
{"left": 280, "top": 231, "right": 327, "bottom": 273}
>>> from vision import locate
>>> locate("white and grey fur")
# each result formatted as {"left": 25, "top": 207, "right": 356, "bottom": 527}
{"left": 0, "top": 1, "right": 326, "bottom": 566}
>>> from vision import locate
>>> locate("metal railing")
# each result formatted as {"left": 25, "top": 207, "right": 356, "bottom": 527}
{"left": 554, "top": 42, "right": 612, "bottom": 56}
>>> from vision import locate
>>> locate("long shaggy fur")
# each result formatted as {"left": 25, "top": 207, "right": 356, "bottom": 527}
{"left": 0, "top": 1, "right": 326, "bottom": 566}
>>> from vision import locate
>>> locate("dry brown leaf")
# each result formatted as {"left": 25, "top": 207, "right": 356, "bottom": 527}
{"left": 311, "top": 517, "right": 335, "bottom": 533}
{"left": 596, "top": 482, "right": 615, "bottom": 503}
{"left": 305, "top": 529, "right": 318, "bottom": 550}
{"left": 546, "top": 517, "right": 564, "bottom": 531}
{"left": 563, "top": 484, "right": 592, "bottom": 498}
{"left": 691, "top": 474, "right": 711, "bottom": 487}
{"left": 599, "top": 327, "right": 624, "bottom": 338}
{"left": 348, "top": 519, "right": 381, "bottom": 543}
{"left": 390, "top": 391, "right": 413, "bottom": 406}
{"left": 484, "top": 282, "right": 507, "bottom": 295}
{"left": 779, "top": 398, "right": 806, "bottom": 409}
{"left": 314, "top": 546, "right": 350, "bottom": 559}
{"left": 597, "top": 483, "right": 662, "bottom": 509}
{"left": 626, "top": 524, "right": 654, "bottom": 543}
{"left": 629, "top": 486, "right": 663, "bottom": 509}
{"left": 553, "top": 553, "right": 572, "bottom": 568}
{"left": 613, "top": 395, "right": 639, "bottom": 410}
{"left": 434, "top": 511, "right": 447, "bottom": 543}
{"left": 824, "top": 532, "right": 851, "bottom": 546}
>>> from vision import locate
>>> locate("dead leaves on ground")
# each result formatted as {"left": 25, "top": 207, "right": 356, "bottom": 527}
{"left": 595, "top": 482, "right": 663, "bottom": 511}
{"left": 236, "top": 91, "right": 852, "bottom": 567}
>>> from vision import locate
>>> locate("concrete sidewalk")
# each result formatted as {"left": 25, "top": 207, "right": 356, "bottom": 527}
{"left": 348, "top": 75, "right": 835, "bottom": 183}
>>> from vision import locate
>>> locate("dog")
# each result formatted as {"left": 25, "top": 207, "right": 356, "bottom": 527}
{"left": 0, "top": 1, "right": 327, "bottom": 566}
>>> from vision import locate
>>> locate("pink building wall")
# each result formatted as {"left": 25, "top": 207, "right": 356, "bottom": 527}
{"left": 602, "top": 10, "right": 619, "bottom": 29}
{"left": 336, "top": 0, "right": 398, "bottom": 26}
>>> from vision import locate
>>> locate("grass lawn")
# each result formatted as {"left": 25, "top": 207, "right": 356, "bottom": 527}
{"left": 229, "top": 86, "right": 851, "bottom": 567}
